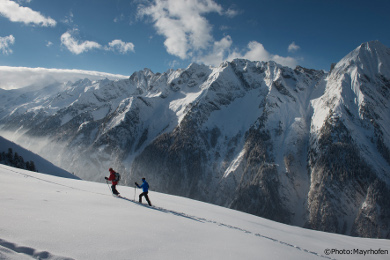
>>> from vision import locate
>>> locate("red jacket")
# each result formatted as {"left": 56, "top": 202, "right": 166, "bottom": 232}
{"left": 108, "top": 170, "right": 118, "bottom": 185}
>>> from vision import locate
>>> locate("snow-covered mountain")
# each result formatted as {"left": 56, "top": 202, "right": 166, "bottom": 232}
{"left": 307, "top": 41, "right": 390, "bottom": 238}
{"left": 0, "top": 41, "right": 389, "bottom": 239}
{"left": 1, "top": 165, "right": 389, "bottom": 260}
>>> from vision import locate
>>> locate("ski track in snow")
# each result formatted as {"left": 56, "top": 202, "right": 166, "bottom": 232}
{"left": 0, "top": 238, "right": 75, "bottom": 260}
{"left": 120, "top": 198, "right": 335, "bottom": 260}
{"left": 114, "top": 196, "right": 335, "bottom": 260}
{"left": 0, "top": 165, "right": 107, "bottom": 197}
{"left": 2, "top": 166, "right": 335, "bottom": 260}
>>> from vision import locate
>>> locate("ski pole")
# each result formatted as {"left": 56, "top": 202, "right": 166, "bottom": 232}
{"left": 106, "top": 180, "right": 112, "bottom": 194}
{"left": 134, "top": 185, "right": 137, "bottom": 201}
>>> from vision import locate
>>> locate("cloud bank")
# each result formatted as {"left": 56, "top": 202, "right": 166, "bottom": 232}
{"left": 0, "top": 66, "right": 129, "bottom": 90}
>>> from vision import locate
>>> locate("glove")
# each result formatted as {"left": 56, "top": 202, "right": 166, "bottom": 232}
{"left": 105, "top": 177, "right": 108, "bottom": 180}
{"left": 135, "top": 182, "right": 138, "bottom": 186}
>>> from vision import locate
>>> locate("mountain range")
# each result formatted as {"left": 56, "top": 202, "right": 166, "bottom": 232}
{"left": 0, "top": 40, "right": 389, "bottom": 238}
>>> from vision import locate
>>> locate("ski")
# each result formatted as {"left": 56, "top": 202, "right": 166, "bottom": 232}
{"left": 112, "top": 194, "right": 153, "bottom": 207}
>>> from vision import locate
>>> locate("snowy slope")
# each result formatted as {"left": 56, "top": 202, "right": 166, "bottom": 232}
{"left": 0, "top": 164, "right": 388, "bottom": 260}
{"left": 0, "top": 136, "right": 79, "bottom": 180}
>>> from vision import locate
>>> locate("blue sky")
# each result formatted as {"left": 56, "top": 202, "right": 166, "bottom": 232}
{"left": 1, "top": 0, "right": 389, "bottom": 76}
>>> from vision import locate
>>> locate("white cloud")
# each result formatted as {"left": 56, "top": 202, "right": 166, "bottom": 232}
{"left": 196, "top": 35, "right": 232, "bottom": 66}
{"left": 228, "top": 41, "right": 298, "bottom": 68}
{"left": 113, "top": 13, "right": 125, "bottom": 23}
{"left": 224, "top": 7, "right": 239, "bottom": 18}
{"left": 62, "top": 11, "right": 74, "bottom": 25}
{"left": 0, "top": 0, "right": 56, "bottom": 27}
{"left": 61, "top": 30, "right": 102, "bottom": 55}
{"left": 0, "top": 66, "right": 129, "bottom": 90}
{"left": 138, "top": 1, "right": 296, "bottom": 68}
{"left": 228, "top": 41, "right": 270, "bottom": 62}
{"left": 61, "top": 30, "right": 136, "bottom": 55}
{"left": 0, "top": 34, "right": 15, "bottom": 55}
{"left": 106, "top": 39, "right": 135, "bottom": 54}
{"left": 197, "top": 38, "right": 299, "bottom": 68}
{"left": 168, "top": 59, "right": 180, "bottom": 68}
{"left": 288, "top": 41, "right": 300, "bottom": 53}
{"left": 138, "top": 0, "right": 223, "bottom": 59}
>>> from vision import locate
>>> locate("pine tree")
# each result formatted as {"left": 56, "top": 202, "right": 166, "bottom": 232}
{"left": 0, "top": 148, "right": 37, "bottom": 172}
{"left": 29, "top": 161, "right": 36, "bottom": 172}
{"left": 7, "top": 148, "right": 13, "bottom": 163}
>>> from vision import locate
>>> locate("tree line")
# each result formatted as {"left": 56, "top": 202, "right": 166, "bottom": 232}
{"left": 0, "top": 148, "right": 37, "bottom": 172}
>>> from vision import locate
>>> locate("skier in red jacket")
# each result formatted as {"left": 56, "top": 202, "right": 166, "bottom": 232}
{"left": 105, "top": 168, "right": 120, "bottom": 195}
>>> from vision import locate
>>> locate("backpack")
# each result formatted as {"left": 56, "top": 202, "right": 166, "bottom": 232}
{"left": 114, "top": 172, "right": 121, "bottom": 182}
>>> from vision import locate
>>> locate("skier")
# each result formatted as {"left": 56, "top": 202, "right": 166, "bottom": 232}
{"left": 105, "top": 168, "right": 120, "bottom": 196}
{"left": 135, "top": 178, "right": 152, "bottom": 206}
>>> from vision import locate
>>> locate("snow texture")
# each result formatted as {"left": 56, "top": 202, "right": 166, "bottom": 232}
{"left": 0, "top": 165, "right": 388, "bottom": 260}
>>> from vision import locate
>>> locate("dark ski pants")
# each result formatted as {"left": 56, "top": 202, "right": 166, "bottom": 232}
{"left": 111, "top": 185, "right": 119, "bottom": 195}
{"left": 139, "top": 192, "right": 152, "bottom": 206}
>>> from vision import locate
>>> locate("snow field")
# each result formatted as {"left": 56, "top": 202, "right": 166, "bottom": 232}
{"left": 0, "top": 165, "right": 389, "bottom": 260}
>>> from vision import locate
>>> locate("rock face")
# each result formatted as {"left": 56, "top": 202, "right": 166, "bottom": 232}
{"left": 1, "top": 41, "right": 389, "bottom": 238}
{"left": 306, "top": 41, "right": 390, "bottom": 238}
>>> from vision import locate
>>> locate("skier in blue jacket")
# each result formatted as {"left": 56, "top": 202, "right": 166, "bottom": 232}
{"left": 135, "top": 178, "right": 152, "bottom": 206}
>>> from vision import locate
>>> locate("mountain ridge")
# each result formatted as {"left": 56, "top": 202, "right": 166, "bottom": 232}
{"left": 0, "top": 41, "right": 389, "bottom": 238}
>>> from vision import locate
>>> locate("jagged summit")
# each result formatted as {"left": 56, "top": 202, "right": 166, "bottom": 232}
{"left": 333, "top": 40, "right": 390, "bottom": 77}
{"left": 185, "top": 62, "right": 211, "bottom": 71}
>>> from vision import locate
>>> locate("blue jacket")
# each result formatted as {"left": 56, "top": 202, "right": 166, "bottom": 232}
{"left": 137, "top": 180, "right": 149, "bottom": 192}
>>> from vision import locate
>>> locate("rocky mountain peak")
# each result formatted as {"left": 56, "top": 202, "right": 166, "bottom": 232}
{"left": 333, "top": 40, "right": 390, "bottom": 78}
